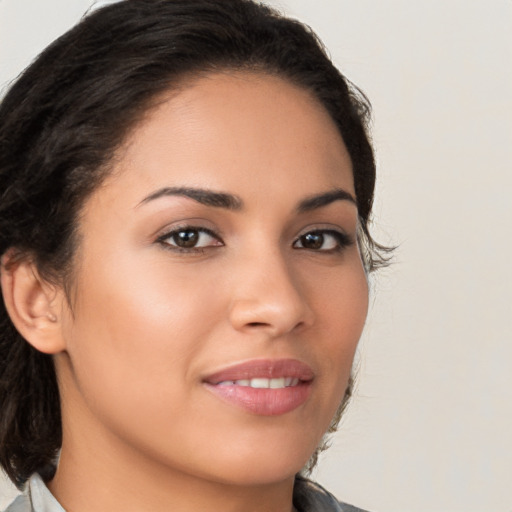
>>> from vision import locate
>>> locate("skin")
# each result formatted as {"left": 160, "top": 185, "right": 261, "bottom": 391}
{"left": 4, "top": 72, "right": 369, "bottom": 512}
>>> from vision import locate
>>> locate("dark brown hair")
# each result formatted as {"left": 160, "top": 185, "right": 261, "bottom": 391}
{"left": 0, "top": 0, "right": 387, "bottom": 488}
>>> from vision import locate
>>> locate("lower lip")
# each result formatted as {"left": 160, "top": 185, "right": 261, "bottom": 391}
{"left": 204, "top": 382, "right": 312, "bottom": 416}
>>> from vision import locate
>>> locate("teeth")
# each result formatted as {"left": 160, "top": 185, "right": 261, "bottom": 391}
{"left": 250, "top": 378, "right": 271, "bottom": 388}
{"left": 216, "top": 378, "right": 300, "bottom": 388}
{"left": 269, "top": 377, "right": 286, "bottom": 389}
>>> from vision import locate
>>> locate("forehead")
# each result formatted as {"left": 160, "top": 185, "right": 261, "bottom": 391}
{"left": 96, "top": 71, "right": 354, "bottom": 209}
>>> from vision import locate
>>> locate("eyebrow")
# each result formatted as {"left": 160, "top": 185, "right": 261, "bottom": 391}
{"left": 138, "top": 187, "right": 243, "bottom": 210}
{"left": 137, "top": 186, "right": 356, "bottom": 212}
{"left": 297, "top": 189, "right": 357, "bottom": 212}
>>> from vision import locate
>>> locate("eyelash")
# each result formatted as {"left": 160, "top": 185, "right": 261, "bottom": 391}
{"left": 156, "top": 226, "right": 354, "bottom": 254}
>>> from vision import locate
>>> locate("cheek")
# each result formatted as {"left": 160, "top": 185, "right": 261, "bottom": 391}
{"left": 307, "top": 258, "right": 368, "bottom": 392}
{"left": 58, "top": 255, "right": 232, "bottom": 469}
{"left": 71, "top": 246, "right": 219, "bottom": 341}
{"left": 309, "top": 255, "right": 368, "bottom": 338}
{"left": 61, "top": 251, "right": 223, "bottom": 411}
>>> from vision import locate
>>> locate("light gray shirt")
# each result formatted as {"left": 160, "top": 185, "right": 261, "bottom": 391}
{"left": 3, "top": 475, "right": 64, "bottom": 512}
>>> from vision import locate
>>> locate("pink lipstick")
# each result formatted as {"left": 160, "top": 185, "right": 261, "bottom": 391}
{"left": 203, "top": 359, "right": 314, "bottom": 416}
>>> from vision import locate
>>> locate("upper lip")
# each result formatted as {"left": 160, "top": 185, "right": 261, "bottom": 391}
{"left": 203, "top": 358, "right": 315, "bottom": 385}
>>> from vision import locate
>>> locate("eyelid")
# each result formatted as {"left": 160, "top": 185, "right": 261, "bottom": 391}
{"left": 295, "top": 223, "right": 353, "bottom": 239}
{"left": 152, "top": 217, "right": 223, "bottom": 241}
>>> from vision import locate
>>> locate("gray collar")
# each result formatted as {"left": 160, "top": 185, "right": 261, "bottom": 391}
{"left": 3, "top": 474, "right": 64, "bottom": 512}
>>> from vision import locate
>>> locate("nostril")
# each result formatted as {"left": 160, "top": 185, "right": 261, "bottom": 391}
{"left": 245, "top": 320, "right": 306, "bottom": 332}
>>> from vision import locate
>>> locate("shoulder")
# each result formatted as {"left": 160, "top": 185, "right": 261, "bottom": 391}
{"left": 293, "top": 476, "right": 369, "bottom": 512}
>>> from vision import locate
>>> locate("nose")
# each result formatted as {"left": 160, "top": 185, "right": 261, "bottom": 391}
{"left": 228, "top": 249, "right": 314, "bottom": 337}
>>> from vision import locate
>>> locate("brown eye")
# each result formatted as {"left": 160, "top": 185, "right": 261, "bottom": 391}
{"left": 158, "top": 227, "right": 222, "bottom": 251}
{"left": 299, "top": 232, "right": 324, "bottom": 250}
{"left": 172, "top": 229, "right": 199, "bottom": 248}
{"left": 293, "top": 229, "right": 352, "bottom": 252}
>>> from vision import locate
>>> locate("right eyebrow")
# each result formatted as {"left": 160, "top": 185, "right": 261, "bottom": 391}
{"left": 297, "top": 188, "right": 357, "bottom": 213}
{"left": 137, "top": 186, "right": 244, "bottom": 210}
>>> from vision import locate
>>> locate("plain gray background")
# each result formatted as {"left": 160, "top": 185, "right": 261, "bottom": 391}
{"left": 1, "top": 1, "right": 511, "bottom": 511}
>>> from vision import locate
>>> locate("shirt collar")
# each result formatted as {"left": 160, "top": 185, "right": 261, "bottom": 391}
{"left": 28, "top": 474, "right": 65, "bottom": 512}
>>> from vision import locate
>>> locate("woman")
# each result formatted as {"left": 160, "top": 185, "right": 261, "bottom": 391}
{"left": 0, "top": 1, "right": 387, "bottom": 511}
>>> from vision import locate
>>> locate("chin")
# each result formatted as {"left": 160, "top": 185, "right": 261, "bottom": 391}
{"left": 194, "top": 428, "right": 320, "bottom": 487}
{"left": 209, "top": 460, "right": 305, "bottom": 487}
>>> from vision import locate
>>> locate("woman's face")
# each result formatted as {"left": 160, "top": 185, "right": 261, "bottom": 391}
{"left": 54, "top": 72, "right": 369, "bottom": 486}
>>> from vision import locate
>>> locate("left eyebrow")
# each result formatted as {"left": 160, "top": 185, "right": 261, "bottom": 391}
{"left": 297, "top": 189, "right": 357, "bottom": 213}
{"left": 137, "top": 186, "right": 243, "bottom": 210}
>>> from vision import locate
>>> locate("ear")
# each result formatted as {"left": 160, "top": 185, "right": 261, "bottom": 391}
{"left": 1, "top": 253, "right": 67, "bottom": 354}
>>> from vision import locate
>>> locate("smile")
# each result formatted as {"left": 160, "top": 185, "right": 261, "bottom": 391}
{"left": 203, "top": 359, "right": 314, "bottom": 416}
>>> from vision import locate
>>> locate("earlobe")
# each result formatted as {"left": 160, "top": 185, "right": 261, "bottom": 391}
{"left": 0, "top": 254, "right": 66, "bottom": 354}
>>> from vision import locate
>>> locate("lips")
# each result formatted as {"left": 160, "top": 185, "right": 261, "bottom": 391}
{"left": 203, "top": 359, "right": 314, "bottom": 416}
